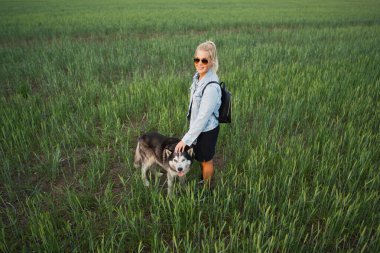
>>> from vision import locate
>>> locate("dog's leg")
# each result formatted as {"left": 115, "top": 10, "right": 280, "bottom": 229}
{"left": 167, "top": 174, "right": 174, "bottom": 197}
{"left": 141, "top": 164, "right": 150, "bottom": 187}
{"left": 179, "top": 175, "right": 187, "bottom": 186}
{"left": 134, "top": 142, "right": 142, "bottom": 168}
{"left": 153, "top": 168, "right": 164, "bottom": 178}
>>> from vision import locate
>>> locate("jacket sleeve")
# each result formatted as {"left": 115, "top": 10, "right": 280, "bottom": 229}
{"left": 182, "top": 84, "right": 219, "bottom": 146}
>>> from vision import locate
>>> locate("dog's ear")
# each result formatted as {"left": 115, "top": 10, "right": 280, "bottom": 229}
{"left": 164, "top": 149, "right": 172, "bottom": 157}
{"left": 187, "top": 147, "right": 195, "bottom": 158}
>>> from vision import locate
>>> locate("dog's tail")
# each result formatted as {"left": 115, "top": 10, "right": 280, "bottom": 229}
{"left": 134, "top": 141, "right": 142, "bottom": 168}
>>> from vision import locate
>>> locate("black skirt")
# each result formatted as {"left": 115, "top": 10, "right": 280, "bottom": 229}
{"left": 194, "top": 126, "right": 220, "bottom": 162}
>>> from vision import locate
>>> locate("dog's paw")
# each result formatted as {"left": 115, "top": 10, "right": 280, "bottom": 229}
{"left": 143, "top": 180, "right": 150, "bottom": 187}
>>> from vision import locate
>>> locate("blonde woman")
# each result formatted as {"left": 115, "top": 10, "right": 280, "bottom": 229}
{"left": 175, "top": 41, "right": 222, "bottom": 186}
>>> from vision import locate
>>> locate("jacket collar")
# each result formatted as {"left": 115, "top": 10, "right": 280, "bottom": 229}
{"left": 192, "top": 69, "right": 219, "bottom": 89}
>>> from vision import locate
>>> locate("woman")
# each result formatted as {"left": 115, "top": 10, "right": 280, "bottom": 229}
{"left": 175, "top": 40, "right": 222, "bottom": 186}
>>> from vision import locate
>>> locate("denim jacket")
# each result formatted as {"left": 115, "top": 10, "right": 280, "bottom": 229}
{"left": 182, "top": 69, "right": 221, "bottom": 146}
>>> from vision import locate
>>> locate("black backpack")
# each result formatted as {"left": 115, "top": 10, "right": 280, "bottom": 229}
{"left": 202, "top": 81, "right": 232, "bottom": 123}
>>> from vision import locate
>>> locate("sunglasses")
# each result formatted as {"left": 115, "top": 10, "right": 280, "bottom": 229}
{"left": 193, "top": 58, "right": 209, "bottom": 64}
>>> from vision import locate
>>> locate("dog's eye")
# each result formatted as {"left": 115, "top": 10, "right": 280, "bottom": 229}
{"left": 173, "top": 159, "right": 178, "bottom": 162}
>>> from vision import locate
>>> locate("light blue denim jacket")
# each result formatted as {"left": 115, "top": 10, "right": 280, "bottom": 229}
{"left": 182, "top": 69, "right": 221, "bottom": 146}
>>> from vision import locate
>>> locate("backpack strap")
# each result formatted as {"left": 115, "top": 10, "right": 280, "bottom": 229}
{"left": 201, "top": 81, "right": 221, "bottom": 120}
{"left": 201, "top": 81, "right": 220, "bottom": 96}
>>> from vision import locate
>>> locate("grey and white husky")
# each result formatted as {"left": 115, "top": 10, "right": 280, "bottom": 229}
{"left": 134, "top": 132, "right": 195, "bottom": 196}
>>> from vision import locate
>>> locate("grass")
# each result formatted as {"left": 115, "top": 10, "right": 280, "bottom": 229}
{"left": 1, "top": 0, "right": 380, "bottom": 252}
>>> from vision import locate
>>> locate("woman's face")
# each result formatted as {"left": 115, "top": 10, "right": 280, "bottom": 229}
{"left": 194, "top": 50, "right": 211, "bottom": 78}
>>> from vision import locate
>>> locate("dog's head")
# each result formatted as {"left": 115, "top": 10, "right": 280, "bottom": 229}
{"left": 164, "top": 147, "right": 195, "bottom": 177}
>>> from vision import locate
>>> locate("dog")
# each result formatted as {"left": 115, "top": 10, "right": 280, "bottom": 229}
{"left": 134, "top": 132, "right": 194, "bottom": 196}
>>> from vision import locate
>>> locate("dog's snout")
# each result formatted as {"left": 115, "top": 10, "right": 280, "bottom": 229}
{"left": 178, "top": 167, "right": 183, "bottom": 172}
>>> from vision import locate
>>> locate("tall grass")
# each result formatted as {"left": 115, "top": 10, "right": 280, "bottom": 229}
{"left": 1, "top": 0, "right": 380, "bottom": 252}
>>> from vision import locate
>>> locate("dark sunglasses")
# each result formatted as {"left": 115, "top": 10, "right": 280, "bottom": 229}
{"left": 193, "top": 58, "right": 209, "bottom": 64}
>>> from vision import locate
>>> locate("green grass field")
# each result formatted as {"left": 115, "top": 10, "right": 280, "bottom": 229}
{"left": 1, "top": 0, "right": 380, "bottom": 252}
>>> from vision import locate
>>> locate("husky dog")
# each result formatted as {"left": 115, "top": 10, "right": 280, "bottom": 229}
{"left": 134, "top": 132, "right": 195, "bottom": 196}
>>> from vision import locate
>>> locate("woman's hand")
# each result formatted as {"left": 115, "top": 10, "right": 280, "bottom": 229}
{"left": 175, "top": 140, "right": 186, "bottom": 153}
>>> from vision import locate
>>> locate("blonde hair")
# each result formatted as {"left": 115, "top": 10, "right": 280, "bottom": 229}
{"left": 195, "top": 40, "right": 219, "bottom": 73}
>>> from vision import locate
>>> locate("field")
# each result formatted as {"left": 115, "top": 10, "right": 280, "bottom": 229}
{"left": 1, "top": 0, "right": 380, "bottom": 252}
